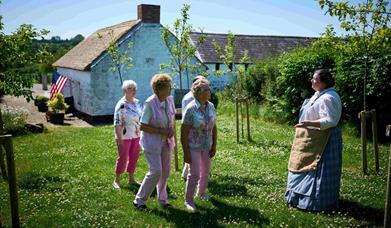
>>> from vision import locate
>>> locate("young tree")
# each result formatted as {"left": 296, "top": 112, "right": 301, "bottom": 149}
{"left": 97, "top": 29, "right": 133, "bottom": 85}
{"left": 161, "top": 4, "right": 206, "bottom": 90}
{"left": 319, "top": 0, "right": 390, "bottom": 111}
{"left": 212, "top": 31, "right": 251, "bottom": 142}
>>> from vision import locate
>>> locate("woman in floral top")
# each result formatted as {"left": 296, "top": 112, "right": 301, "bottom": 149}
{"left": 112, "top": 80, "right": 143, "bottom": 189}
{"left": 181, "top": 78, "right": 217, "bottom": 212}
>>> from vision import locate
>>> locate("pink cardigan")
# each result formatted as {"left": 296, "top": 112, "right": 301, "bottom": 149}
{"left": 140, "top": 94, "right": 176, "bottom": 153}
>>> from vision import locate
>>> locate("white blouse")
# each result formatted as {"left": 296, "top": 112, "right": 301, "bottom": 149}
{"left": 299, "top": 88, "right": 342, "bottom": 130}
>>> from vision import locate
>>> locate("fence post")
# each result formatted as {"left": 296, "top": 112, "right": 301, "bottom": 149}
{"left": 0, "top": 146, "right": 7, "bottom": 180}
{"left": 245, "top": 99, "right": 251, "bottom": 141}
{"left": 360, "top": 111, "right": 368, "bottom": 175}
{"left": 236, "top": 98, "right": 239, "bottom": 143}
{"left": 1, "top": 135, "right": 20, "bottom": 228}
{"left": 384, "top": 125, "right": 391, "bottom": 228}
{"left": 371, "top": 110, "right": 379, "bottom": 174}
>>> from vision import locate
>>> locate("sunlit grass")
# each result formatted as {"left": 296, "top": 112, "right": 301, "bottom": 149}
{"left": 0, "top": 106, "right": 388, "bottom": 227}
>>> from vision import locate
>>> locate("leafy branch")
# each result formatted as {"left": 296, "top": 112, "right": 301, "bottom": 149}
{"left": 97, "top": 29, "right": 133, "bottom": 85}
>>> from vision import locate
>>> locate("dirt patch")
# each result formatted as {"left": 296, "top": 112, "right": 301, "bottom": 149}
{"left": 0, "top": 84, "right": 93, "bottom": 128}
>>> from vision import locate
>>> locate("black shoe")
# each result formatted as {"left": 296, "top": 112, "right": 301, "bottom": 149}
{"left": 162, "top": 203, "right": 173, "bottom": 209}
{"left": 133, "top": 202, "right": 147, "bottom": 210}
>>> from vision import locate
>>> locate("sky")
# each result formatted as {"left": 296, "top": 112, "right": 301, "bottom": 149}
{"left": 1, "top": 0, "right": 350, "bottom": 39}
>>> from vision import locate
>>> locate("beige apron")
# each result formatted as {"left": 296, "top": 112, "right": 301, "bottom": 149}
{"left": 288, "top": 127, "right": 331, "bottom": 172}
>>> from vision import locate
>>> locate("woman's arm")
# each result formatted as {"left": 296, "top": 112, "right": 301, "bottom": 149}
{"left": 140, "top": 123, "right": 169, "bottom": 136}
{"left": 115, "top": 125, "right": 124, "bottom": 147}
{"left": 181, "top": 124, "right": 192, "bottom": 164}
{"left": 295, "top": 120, "right": 320, "bottom": 129}
{"left": 209, "top": 124, "right": 217, "bottom": 158}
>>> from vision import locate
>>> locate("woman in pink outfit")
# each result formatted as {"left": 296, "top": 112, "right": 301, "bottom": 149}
{"left": 181, "top": 78, "right": 217, "bottom": 212}
{"left": 133, "top": 74, "right": 176, "bottom": 210}
{"left": 113, "top": 80, "right": 143, "bottom": 189}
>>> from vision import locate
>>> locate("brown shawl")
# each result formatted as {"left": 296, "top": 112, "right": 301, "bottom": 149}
{"left": 288, "top": 127, "right": 331, "bottom": 172}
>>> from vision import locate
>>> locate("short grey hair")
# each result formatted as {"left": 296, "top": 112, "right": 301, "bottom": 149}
{"left": 122, "top": 80, "right": 137, "bottom": 93}
{"left": 192, "top": 75, "right": 205, "bottom": 84}
{"left": 191, "top": 78, "right": 210, "bottom": 96}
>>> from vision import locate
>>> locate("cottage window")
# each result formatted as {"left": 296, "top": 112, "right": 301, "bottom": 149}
{"left": 245, "top": 63, "right": 249, "bottom": 71}
{"left": 215, "top": 63, "right": 220, "bottom": 71}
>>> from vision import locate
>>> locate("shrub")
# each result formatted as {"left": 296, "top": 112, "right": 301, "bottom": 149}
{"left": 1, "top": 105, "right": 29, "bottom": 133}
{"left": 243, "top": 57, "right": 279, "bottom": 102}
{"left": 48, "top": 93, "right": 69, "bottom": 113}
{"left": 35, "top": 95, "right": 49, "bottom": 103}
{"left": 210, "top": 92, "right": 219, "bottom": 109}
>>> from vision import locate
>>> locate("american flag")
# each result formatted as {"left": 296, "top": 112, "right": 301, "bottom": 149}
{"left": 50, "top": 73, "right": 69, "bottom": 100}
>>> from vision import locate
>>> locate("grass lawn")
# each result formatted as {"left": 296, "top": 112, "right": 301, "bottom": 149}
{"left": 0, "top": 108, "right": 388, "bottom": 227}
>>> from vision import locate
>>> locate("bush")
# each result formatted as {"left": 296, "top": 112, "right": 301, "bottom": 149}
{"left": 1, "top": 105, "right": 29, "bottom": 133}
{"left": 241, "top": 27, "right": 391, "bottom": 141}
{"left": 334, "top": 43, "right": 391, "bottom": 142}
{"left": 243, "top": 57, "right": 279, "bottom": 102}
{"left": 210, "top": 92, "right": 219, "bottom": 109}
{"left": 35, "top": 95, "right": 49, "bottom": 103}
{"left": 35, "top": 95, "right": 49, "bottom": 107}
{"left": 48, "top": 93, "right": 69, "bottom": 113}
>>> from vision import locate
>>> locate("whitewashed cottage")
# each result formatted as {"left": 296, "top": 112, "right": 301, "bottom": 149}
{"left": 54, "top": 4, "right": 315, "bottom": 123}
{"left": 53, "top": 4, "right": 204, "bottom": 123}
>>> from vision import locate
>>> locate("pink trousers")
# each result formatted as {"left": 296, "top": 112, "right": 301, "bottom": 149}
{"left": 115, "top": 138, "right": 141, "bottom": 174}
{"left": 185, "top": 150, "right": 211, "bottom": 203}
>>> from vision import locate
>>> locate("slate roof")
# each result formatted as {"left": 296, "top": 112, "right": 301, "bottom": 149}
{"left": 190, "top": 32, "right": 316, "bottom": 64}
{"left": 53, "top": 20, "right": 140, "bottom": 71}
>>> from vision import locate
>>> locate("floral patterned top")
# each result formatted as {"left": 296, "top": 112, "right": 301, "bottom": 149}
{"left": 182, "top": 99, "right": 216, "bottom": 152}
{"left": 114, "top": 97, "right": 142, "bottom": 140}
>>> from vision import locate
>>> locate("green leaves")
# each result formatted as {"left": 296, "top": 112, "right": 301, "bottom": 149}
{"left": 97, "top": 29, "right": 133, "bottom": 85}
{"left": 161, "top": 4, "right": 207, "bottom": 89}
{"left": 212, "top": 31, "right": 250, "bottom": 101}
{"left": 0, "top": 18, "right": 49, "bottom": 101}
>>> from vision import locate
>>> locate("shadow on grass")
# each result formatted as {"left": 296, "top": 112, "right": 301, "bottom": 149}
{"left": 208, "top": 174, "right": 283, "bottom": 197}
{"left": 19, "top": 172, "right": 65, "bottom": 192}
{"left": 336, "top": 199, "right": 384, "bottom": 226}
{"left": 150, "top": 197, "right": 269, "bottom": 227}
{"left": 123, "top": 184, "right": 177, "bottom": 200}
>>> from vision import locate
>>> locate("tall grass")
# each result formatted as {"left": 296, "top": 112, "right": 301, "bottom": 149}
{"left": 0, "top": 100, "right": 388, "bottom": 227}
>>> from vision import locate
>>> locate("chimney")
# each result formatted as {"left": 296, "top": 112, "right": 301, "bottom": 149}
{"left": 137, "top": 4, "right": 160, "bottom": 23}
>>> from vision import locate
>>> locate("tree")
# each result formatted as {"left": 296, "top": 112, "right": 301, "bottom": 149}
{"left": 212, "top": 31, "right": 251, "bottom": 142}
{"left": 0, "top": 11, "right": 49, "bottom": 132}
{"left": 161, "top": 4, "right": 206, "bottom": 90}
{"left": 97, "top": 29, "right": 133, "bottom": 85}
{"left": 70, "top": 34, "right": 84, "bottom": 46}
{"left": 319, "top": 0, "right": 391, "bottom": 111}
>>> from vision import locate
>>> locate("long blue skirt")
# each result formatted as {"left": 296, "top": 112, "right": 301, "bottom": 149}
{"left": 285, "top": 127, "right": 342, "bottom": 211}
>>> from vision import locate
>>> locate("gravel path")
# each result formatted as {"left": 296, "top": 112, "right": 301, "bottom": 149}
{"left": 0, "top": 84, "right": 92, "bottom": 128}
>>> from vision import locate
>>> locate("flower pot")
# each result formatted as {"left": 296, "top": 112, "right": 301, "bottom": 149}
{"left": 48, "top": 112, "right": 64, "bottom": 125}
{"left": 37, "top": 102, "right": 48, "bottom": 112}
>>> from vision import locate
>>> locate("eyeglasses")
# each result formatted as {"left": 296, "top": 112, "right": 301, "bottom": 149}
{"left": 127, "top": 87, "right": 137, "bottom": 91}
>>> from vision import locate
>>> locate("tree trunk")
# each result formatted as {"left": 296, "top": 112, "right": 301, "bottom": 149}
{"left": 41, "top": 73, "right": 48, "bottom": 90}
{"left": 179, "top": 71, "right": 183, "bottom": 90}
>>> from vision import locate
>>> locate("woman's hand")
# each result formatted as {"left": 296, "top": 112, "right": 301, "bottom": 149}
{"left": 295, "top": 122, "right": 306, "bottom": 128}
{"left": 209, "top": 146, "right": 216, "bottom": 158}
{"left": 118, "top": 138, "right": 124, "bottom": 148}
{"left": 184, "top": 151, "right": 192, "bottom": 164}
{"left": 167, "top": 126, "right": 174, "bottom": 138}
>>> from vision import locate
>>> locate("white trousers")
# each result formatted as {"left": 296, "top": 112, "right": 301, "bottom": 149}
{"left": 134, "top": 143, "right": 171, "bottom": 206}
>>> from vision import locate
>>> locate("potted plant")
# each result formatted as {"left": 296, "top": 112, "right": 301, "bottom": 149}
{"left": 47, "top": 93, "right": 69, "bottom": 124}
{"left": 35, "top": 95, "right": 49, "bottom": 112}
